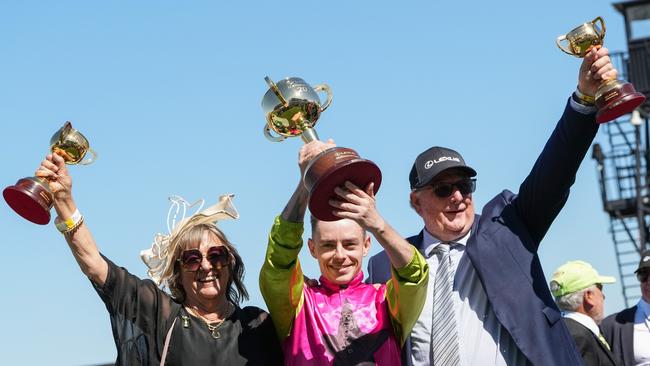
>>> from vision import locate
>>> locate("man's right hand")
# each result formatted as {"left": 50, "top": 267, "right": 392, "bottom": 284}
{"left": 298, "top": 139, "right": 336, "bottom": 179}
{"left": 281, "top": 139, "right": 336, "bottom": 223}
{"left": 578, "top": 46, "right": 616, "bottom": 97}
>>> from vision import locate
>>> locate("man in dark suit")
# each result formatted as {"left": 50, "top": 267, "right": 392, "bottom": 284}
{"left": 601, "top": 249, "right": 650, "bottom": 366}
{"left": 366, "top": 46, "right": 618, "bottom": 366}
{"left": 550, "top": 260, "right": 620, "bottom": 366}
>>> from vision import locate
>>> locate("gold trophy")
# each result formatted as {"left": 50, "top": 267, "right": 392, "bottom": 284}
{"left": 3, "top": 122, "right": 97, "bottom": 224}
{"left": 261, "top": 76, "right": 381, "bottom": 221}
{"left": 556, "top": 16, "right": 645, "bottom": 123}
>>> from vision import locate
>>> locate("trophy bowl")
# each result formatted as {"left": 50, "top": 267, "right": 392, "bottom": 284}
{"left": 556, "top": 17, "right": 645, "bottom": 123}
{"left": 261, "top": 76, "right": 332, "bottom": 143}
{"left": 262, "top": 76, "right": 382, "bottom": 221}
{"left": 3, "top": 122, "right": 96, "bottom": 224}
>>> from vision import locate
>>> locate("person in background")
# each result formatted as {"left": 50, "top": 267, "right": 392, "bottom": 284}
{"left": 550, "top": 260, "right": 619, "bottom": 366}
{"left": 601, "top": 249, "right": 650, "bottom": 366}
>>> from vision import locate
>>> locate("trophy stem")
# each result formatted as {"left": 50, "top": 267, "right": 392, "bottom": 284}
{"left": 301, "top": 128, "right": 320, "bottom": 143}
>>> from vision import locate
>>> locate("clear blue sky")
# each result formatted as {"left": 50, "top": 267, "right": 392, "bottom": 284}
{"left": 0, "top": 1, "right": 641, "bottom": 364}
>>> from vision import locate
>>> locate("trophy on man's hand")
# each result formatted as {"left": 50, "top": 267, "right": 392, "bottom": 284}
{"left": 556, "top": 16, "right": 645, "bottom": 123}
{"left": 261, "top": 76, "right": 381, "bottom": 221}
{"left": 3, "top": 122, "right": 97, "bottom": 224}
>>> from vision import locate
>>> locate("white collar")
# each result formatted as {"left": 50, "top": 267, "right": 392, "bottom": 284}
{"left": 422, "top": 229, "right": 470, "bottom": 257}
{"left": 563, "top": 311, "right": 601, "bottom": 336}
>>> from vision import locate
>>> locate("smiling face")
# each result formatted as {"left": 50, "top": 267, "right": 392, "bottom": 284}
{"left": 410, "top": 169, "right": 475, "bottom": 242}
{"left": 179, "top": 230, "right": 231, "bottom": 307}
{"left": 308, "top": 219, "right": 370, "bottom": 285}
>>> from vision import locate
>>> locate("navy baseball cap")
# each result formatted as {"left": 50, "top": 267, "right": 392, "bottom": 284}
{"left": 636, "top": 249, "right": 650, "bottom": 273}
{"left": 409, "top": 146, "right": 477, "bottom": 190}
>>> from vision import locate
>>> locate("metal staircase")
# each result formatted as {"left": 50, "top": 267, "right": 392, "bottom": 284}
{"left": 592, "top": 49, "right": 649, "bottom": 306}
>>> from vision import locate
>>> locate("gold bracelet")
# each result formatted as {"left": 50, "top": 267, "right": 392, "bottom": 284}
{"left": 63, "top": 216, "right": 84, "bottom": 238}
{"left": 575, "top": 88, "right": 595, "bottom": 105}
{"left": 55, "top": 209, "right": 82, "bottom": 232}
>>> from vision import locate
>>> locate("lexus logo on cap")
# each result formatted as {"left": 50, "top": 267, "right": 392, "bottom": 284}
{"left": 643, "top": 255, "right": 650, "bottom": 262}
{"left": 424, "top": 160, "right": 434, "bottom": 169}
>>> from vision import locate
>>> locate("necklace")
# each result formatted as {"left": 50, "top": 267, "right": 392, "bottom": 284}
{"left": 185, "top": 302, "right": 235, "bottom": 339}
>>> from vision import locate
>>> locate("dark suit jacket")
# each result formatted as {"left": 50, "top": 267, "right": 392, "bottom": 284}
{"left": 564, "top": 318, "right": 620, "bottom": 366}
{"left": 601, "top": 306, "right": 637, "bottom": 366}
{"left": 366, "top": 100, "right": 595, "bottom": 366}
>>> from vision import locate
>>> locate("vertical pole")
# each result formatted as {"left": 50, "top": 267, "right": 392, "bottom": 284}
{"left": 633, "top": 113, "right": 645, "bottom": 255}
{"left": 645, "top": 116, "right": 650, "bottom": 253}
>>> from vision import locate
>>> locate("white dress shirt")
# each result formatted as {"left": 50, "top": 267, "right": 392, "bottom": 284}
{"left": 634, "top": 298, "right": 650, "bottom": 366}
{"left": 562, "top": 311, "right": 601, "bottom": 337}
{"left": 410, "top": 229, "right": 529, "bottom": 366}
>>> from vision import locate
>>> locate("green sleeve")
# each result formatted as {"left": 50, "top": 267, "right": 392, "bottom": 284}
{"left": 259, "top": 215, "right": 306, "bottom": 340}
{"left": 385, "top": 249, "right": 429, "bottom": 346}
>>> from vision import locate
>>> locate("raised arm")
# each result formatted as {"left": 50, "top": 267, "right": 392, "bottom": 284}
{"left": 330, "top": 181, "right": 415, "bottom": 268}
{"left": 515, "top": 46, "right": 614, "bottom": 244}
{"left": 259, "top": 139, "right": 335, "bottom": 339}
{"left": 36, "top": 153, "right": 108, "bottom": 285}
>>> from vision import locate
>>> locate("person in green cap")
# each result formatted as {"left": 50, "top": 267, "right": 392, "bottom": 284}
{"left": 601, "top": 249, "right": 650, "bottom": 366}
{"left": 549, "top": 260, "right": 620, "bottom": 366}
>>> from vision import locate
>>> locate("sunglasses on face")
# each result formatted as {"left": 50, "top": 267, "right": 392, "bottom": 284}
{"left": 427, "top": 178, "right": 477, "bottom": 198}
{"left": 637, "top": 271, "right": 649, "bottom": 283}
{"left": 178, "top": 246, "right": 230, "bottom": 272}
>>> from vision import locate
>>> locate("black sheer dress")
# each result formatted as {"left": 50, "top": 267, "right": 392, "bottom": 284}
{"left": 93, "top": 257, "right": 283, "bottom": 365}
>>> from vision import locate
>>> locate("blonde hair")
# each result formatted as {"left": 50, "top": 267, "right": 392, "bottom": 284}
{"left": 163, "top": 223, "right": 248, "bottom": 304}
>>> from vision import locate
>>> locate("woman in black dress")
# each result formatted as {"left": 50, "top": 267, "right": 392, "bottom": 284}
{"left": 37, "top": 153, "right": 283, "bottom": 365}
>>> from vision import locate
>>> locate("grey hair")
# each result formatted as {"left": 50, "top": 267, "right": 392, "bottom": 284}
{"left": 409, "top": 190, "right": 421, "bottom": 211}
{"left": 554, "top": 285, "right": 597, "bottom": 311}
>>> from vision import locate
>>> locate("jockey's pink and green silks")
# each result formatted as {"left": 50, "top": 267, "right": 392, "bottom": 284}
{"left": 260, "top": 216, "right": 428, "bottom": 365}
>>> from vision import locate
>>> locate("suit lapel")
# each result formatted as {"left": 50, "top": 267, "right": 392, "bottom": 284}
{"left": 407, "top": 230, "right": 424, "bottom": 253}
{"left": 567, "top": 318, "right": 618, "bottom": 366}
{"left": 591, "top": 330, "right": 619, "bottom": 365}
{"left": 622, "top": 306, "right": 637, "bottom": 365}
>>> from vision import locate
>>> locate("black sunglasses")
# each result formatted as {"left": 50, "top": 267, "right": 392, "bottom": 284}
{"left": 427, "top": 178, "right": 477, "bottom": 198}
{"left": 178, "top": 246, "right": 230, "bottom": 272}
{"left": 637, "top": 271, "right": 649, "bottom": 283}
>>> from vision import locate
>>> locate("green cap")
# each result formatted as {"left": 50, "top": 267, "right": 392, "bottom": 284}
{"left": 550, "top": 260, "right": 616, "bottom": 297}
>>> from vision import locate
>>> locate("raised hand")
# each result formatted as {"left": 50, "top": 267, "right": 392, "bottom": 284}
{"left": 330, "top": 181, "right": 384, "bottom": 233}
{"left": 34, "top": 153, "right": 72, "bottom": 202}
{"left": 578, "top": 46, "right": 617, "bottom": 97}
{"left": 298, "top": 139, "right": 335, "bottom": 178}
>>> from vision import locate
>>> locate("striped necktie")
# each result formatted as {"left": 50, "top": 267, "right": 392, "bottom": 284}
{"left": 431, "top": 243, "right": 461, "bottom": 365}
{"left": 597, "top": 333, "right": 611, "bottom": 351}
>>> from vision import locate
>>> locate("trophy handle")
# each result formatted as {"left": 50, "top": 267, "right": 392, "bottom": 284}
{"left": 78, "top": 148, "right": 97, "bottom": 165}
{"left": 555, "top": 35, "right": 576, "bottom": 56}
{"left": 264, "top": 76, "right": 288, "bottom": 106}
{"left": 313, "top": 84, "right": 333, "bottom": 111}
{"left": 591, "top": 16, "right": 606, "bottom": 40}
{"left": 263, "top": 125, "right": 286, "bottom": 142}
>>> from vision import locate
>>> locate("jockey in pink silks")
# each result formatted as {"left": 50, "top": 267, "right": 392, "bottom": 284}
{"left": 259, "top": 140, "right": 428, "bottom": 366}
